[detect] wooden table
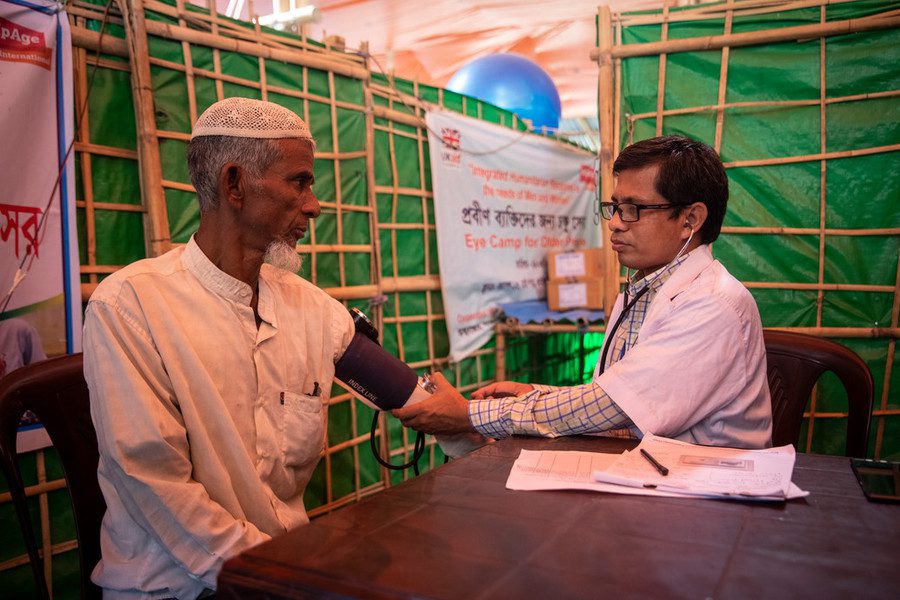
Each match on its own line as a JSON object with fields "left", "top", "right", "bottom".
{"left": 218, "top": 436, "right": 899, "bottom": 599}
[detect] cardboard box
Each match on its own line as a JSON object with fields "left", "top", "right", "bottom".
{"left": 546, "top": 277, "right": 604, "bottom": 311}
{"left": 547, "top": 247, "right": 603, "bottom": 280}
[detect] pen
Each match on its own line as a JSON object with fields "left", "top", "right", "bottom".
{"left": 640, "top": 448, "right": 669, "bottom": 476}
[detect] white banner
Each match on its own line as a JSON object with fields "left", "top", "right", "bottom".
{"left": 426, "top": 109, "right": 600, "bottom": 362}
{"left": 1, "top": 0, "right": 79, "bottom": 451}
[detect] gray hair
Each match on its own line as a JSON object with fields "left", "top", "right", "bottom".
{"left": 186, "top": 135, "right": 282, "bottom": 212}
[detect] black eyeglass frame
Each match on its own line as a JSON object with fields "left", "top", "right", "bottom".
{"left": 599, "top": 201, "right": 685, "bottom": 223}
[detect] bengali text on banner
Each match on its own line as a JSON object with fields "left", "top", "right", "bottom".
{"left": 426, "top": 109, "right": 600, "bottom": 362}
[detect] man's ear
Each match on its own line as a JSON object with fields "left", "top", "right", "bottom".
{"left": 218, "top": 162, "right": 245, "bottom": 210}
{"left": 683, "top": 201, "right": 708, "bottom": 234}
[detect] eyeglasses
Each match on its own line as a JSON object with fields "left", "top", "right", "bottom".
{"left": 599, "top": 202, "right": 682, "bottom": 223}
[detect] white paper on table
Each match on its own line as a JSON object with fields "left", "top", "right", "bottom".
{"left": 593, "top": 434, "right": 809, "bottom": 500}
{"left": 506, "top": 447, "right": 808, "bottom": 502}
{"left": 506, "top": 449, "right": 689, "bottom": 498}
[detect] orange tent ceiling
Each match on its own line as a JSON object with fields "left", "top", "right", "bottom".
{"left": 303, "top": 0, "right": 668, "bottom": 119}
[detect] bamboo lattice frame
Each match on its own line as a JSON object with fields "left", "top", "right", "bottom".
{"left": 595, "top": 0, "right": 899, "bottom": 459}
{"left": 367, "top": 75, "right": 523, "bottom": 484}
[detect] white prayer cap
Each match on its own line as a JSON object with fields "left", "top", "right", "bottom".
{"left": 191, "top": 97, "right": 313, "bottom": 141}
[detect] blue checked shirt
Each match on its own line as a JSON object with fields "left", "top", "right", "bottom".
{"left": 469, "top": 252, "right": 692, "bottom": 438}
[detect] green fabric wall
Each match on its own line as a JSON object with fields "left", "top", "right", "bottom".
{"left": 615, "top": 0, "right": 899, "bottom": 457}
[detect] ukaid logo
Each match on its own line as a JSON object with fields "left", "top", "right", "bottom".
{"left": 0, "top": 17, "right": 52, "bottom": 70}
{"left": 441, "top": 128, "right": 460, "bottom": 150}
{"left": 440, "top": 127, "right": 461, "bottom": 166}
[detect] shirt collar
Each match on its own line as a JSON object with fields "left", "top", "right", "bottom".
{"left": 626, "top": 247, "right": 696, "bottom": 297}
{"left": 182, "top": 235, "right": 255, "bottom": 306}
{"left": 257, "top": 267, "right": 279, "bottom": 328}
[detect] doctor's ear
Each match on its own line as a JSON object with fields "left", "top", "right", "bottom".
{"left": 681, "top": 202, "right": 708, "bottom": 234}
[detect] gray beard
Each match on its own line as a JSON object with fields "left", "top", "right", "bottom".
{"left": 263, "top": 240, "right": 303, "bottom": 273}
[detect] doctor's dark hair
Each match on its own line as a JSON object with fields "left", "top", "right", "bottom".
{"left": 613, "top": 135, "right": 728, "bottom": 244}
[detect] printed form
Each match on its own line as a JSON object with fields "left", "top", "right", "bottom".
{"left": 507, "top": 450, "right": 690, "bottom": 498}
{"left": 506, "top": 435, "right": 809, "bottom": 501}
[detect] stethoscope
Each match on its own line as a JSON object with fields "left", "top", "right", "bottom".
{"left": 597, "top": 284, "right": 650, "bottom": 375}
{"left": 597, "top": 225, "right": 695, "bottom": 376}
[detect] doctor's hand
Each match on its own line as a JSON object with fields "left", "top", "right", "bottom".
{"left": 471, "top": 380, "right": 534, "bottom": 400}
{"left": 392, "top": 372, "right": 475, "bottom": 435}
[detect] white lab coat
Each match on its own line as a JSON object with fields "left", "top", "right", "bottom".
{"left": 598, "top": 245, "right": 772, "bottom": 449}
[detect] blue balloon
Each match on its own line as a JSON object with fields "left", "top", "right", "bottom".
{"left": 446, "top": 53, "right": 562, "bottom": 131}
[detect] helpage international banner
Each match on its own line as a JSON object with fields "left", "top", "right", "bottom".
{"left": 426, "top": 109, "right": 600, "bottom": 362}
{"left": 1, "top": 0, "right": 79, "bottom": 451}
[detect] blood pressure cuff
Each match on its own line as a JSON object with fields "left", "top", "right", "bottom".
{"left": 334, "top": 331, "right": 418, "bottom": 410}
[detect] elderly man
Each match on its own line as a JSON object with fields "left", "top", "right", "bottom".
{"left": 395, "top": 135, "right": 772, "bottom": 449}
{"left": 84, "top": 98, "right": 354, "bottom": 598}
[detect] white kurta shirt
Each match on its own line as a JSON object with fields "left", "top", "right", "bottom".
{"left": 83, "top": 237, "right": 354, "bottom": 599}
{"left": 599, "top": 244, "right": 772, "bottom": 448}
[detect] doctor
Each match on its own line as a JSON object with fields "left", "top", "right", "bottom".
{"left": 394, "top": 135, "right": 772, "bottom": 449}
